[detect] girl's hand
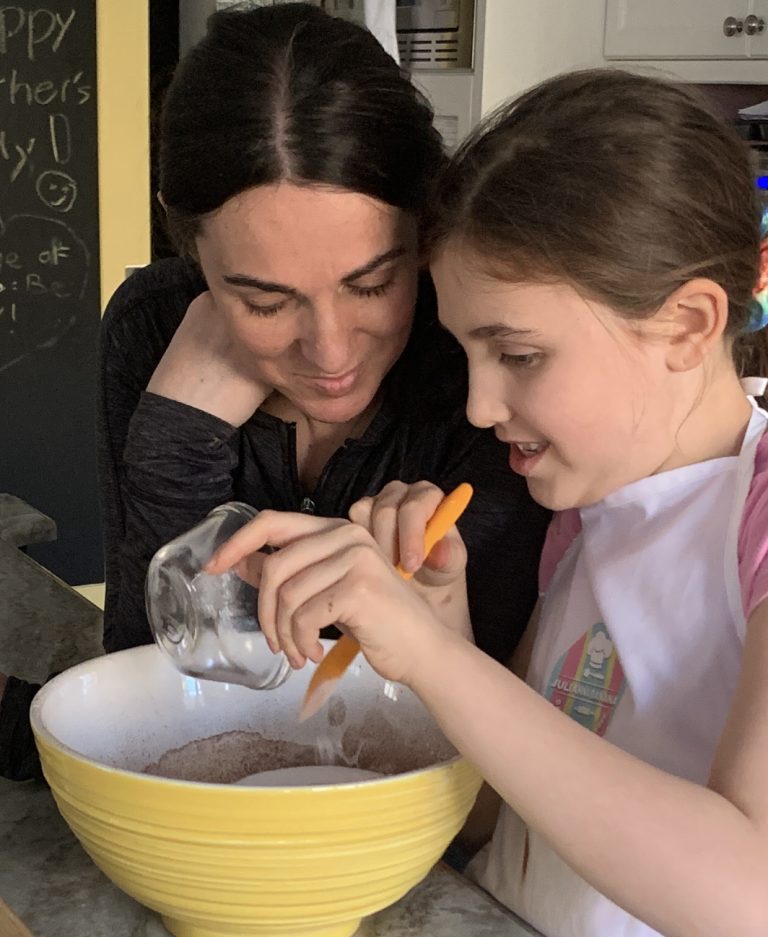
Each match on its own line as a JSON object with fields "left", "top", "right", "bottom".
{"left": 147, "top": 291, "right": 272, "bottom": 426}
{"left": 205, "top": 511, "right": 453, "bottom": 685}
{"left": 349, "top": 481, "right": 472, "bottom": 641}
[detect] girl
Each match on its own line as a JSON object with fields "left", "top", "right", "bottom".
{"left": 207, "top": 70, "right": 768, "bottom": 937}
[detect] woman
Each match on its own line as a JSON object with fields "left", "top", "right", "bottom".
{"left": 99, "top": 2, "right": 548, "bottom": 657}
{"left": 0, "top": 3, "right": 547, "bottom": 780}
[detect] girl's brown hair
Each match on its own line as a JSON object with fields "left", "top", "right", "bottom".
{"left": 430, "top": 69, "right": 768, "bottom": 390}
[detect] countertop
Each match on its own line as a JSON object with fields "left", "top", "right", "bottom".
{"left": 0, "top": 532, "right": 543, "bottom": 936}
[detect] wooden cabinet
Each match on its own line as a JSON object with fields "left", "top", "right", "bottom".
{"left": 605, "top": 0, "right": 768, "bottom": 59}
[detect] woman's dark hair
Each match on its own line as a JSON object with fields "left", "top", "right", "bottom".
{"left": 159, "top": 2, "right": 444, "bottom": 254}
{"left": 429, "top": 68, "right": 768, "bottom": 385}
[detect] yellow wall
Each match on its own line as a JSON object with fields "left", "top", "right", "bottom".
{"left": 96, "top": 0, "right": 150, "bottom": 311}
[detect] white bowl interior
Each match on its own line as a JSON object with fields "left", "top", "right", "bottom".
{"left": 32, "top": 643, "right": 456, "bottom": 782}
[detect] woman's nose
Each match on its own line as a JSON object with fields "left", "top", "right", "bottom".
{"left": 300, "top": 305, "right": 353, "bottom": 373}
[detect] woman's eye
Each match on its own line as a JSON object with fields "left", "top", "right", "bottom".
{"left": 500, "top": 352, "right": 543, "bottom": 369}
{"left": 348, "top": 279, "right": 393, "bottom": 299}
{"left": 245, "top": 300, "right": 286, "bottom": 317}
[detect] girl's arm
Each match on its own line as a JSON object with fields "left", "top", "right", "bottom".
{"left": 455, "top": 604, "right": 542, "bottom": 855}
{"left": 412, "top": 598, "right": 768, "bottom": 937}
{"left": 210, "top": 511, "right": 768, "bottom": 936}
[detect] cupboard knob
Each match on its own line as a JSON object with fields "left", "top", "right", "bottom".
{"left": 723, "top": 15, "right": 744, "bottom": 35}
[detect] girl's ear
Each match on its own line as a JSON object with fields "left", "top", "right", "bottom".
{"left": 659, "top": 278, "right": 729, "bottom": 373}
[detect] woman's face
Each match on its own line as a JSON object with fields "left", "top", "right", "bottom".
{"left": 196, "top": 182, "right": 419, "bottom": 425}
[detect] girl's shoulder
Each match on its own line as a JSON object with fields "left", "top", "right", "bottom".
{"left": 739, "top": 429, "right": 768, "bottom": 618}
{"left": 538, "top": 509, "right": 582, "bottom": 594}
{"left": 539, "top": 432, "right": 768, "bottom": 615}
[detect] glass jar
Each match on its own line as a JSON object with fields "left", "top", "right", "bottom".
{"left": 145, "top": 502, "right": 291, "bottom": 690}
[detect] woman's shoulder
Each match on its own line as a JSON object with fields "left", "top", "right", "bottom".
{"left": 100, "top": 257, "right": 206, "bottom": 378}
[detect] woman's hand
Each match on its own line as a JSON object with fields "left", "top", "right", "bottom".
{"left": 205, "top": 511, "right": 458, "bottom": 685}
{"left": 349, "top": 481, "right": 472, "bottom": 641}
{"left": 147, "top": 291, "right": 272, "bottom": 426}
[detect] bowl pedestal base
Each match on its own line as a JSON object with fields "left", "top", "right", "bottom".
{"left": 162, "top": 915, "right": 362, "bottom": 937}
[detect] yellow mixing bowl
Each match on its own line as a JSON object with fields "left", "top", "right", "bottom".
{"left": 31, "top": 643, "right": 481, "bottom": 937}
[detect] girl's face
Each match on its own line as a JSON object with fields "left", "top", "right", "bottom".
{"left": 432, "top": 245, "right": 696, "bottom": 510}
{"left": 196, "top": 183, "right": 419, "bottom": 425}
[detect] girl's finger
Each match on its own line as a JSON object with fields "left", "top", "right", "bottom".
{"left": 368, "top": 481, "right": 409, "bottom": 566}
{"left": 396, "top": 482, "right": 445, "bottom": 573}
{"left": 272, "top": 545, "right": 371, "bottom": 666}
{"left": 233, "top": 552, "right": 266, "bottom": 589}
{"left": 257, "top": 523, "right": 370, "bottom": 657}
{"left": 288, "top": 553, "right": 395, "bottom": 667}
{"left": 348, "top": 495, "right": 373, "bottom": 528}
{"left": 205, "top": 510, "right": 340, "bottom": 573}
{"left": 424, "top": 537, "right": 452, "bottom": 572}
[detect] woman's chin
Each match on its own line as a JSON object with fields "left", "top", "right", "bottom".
{"left": 297, "top": 386, "right": 379, "bottom": 426}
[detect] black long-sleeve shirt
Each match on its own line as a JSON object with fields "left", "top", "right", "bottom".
{"left": 100, "top": 258, "right": 549, "bottom": 659}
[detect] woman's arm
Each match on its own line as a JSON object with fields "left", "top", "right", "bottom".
{"left": 99, "top": 278, "right": 269, "bottom": 652}
{"left": 0, "top": 674, "right": 43, "bottom": 781}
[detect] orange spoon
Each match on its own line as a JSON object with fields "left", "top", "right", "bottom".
{"left": 299, "top": 482, "right": 474, "bottom": 721}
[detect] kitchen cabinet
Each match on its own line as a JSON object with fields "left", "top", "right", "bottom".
{"left": 605, "top": 0, "right": 768, "bottom": 59}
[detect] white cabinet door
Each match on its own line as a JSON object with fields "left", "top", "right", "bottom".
{"left": 746, "top": 0, "right": 768, "bottom": 56}
{"left": 605, "top": 0, "right": 750, "bottom": 59}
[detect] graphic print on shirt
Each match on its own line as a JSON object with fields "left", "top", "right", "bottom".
{"left": 545, "top": 622, "right": 626, "bottom": 736}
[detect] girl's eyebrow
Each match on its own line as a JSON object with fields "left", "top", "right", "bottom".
{"left": 469, "top": 324, "right": 540, "bottom": 339}
{"left": 221, "top": 246, "right": 407, "bottom": 297}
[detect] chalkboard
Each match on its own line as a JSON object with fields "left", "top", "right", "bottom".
{"left": 0, "top": 1, "right": 102, "bottom": 584}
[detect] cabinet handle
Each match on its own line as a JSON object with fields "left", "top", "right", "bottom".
{"left": 723, "top": 15, "right": 744, "bottom": 35}
{"left": 745, "top": 13, "right": 766, "bottom": 34}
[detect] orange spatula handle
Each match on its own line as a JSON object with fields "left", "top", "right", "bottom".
{"left": 300, "top": 482, "right": 473, "bottom": 720}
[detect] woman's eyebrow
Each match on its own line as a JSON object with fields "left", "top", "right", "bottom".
{"left": 222, "top": 273, "right": 299, "bottom": 296}
{"left": 341, "top": 246, "right": 406, "bottom": 284}
{"left": 221, "top": 246, "right": 407, "bottom": 295}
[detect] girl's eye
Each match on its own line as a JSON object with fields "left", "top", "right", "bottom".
{"left": 348, "top": 279, "right": 393, "bottom": 299}
{"left": 500, "top": 352, "right": 544, "bottom": 369}
{"left": 245, "top": 300, "right": 286, "bottom": 317}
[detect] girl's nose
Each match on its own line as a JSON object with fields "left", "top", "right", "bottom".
{"left": 466, "top": 366, "right": 513, "bottom": 429}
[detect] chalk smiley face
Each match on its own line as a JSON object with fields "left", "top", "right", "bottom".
{"left": 36, "top": 171, "right": 78, "bottom": 213}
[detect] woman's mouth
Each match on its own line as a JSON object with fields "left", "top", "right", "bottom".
{"left": 304, "top": 367, "right": 360, "bottom": 397}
